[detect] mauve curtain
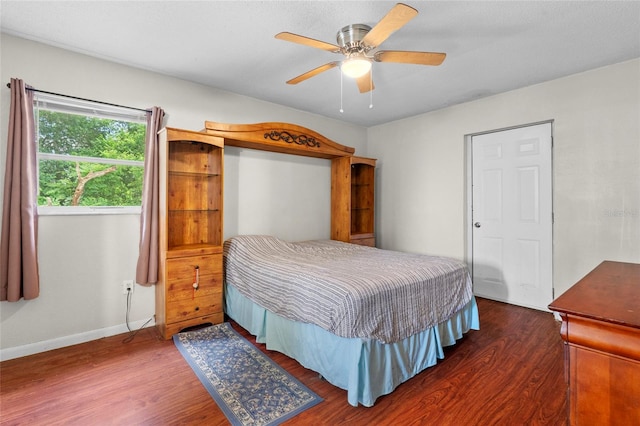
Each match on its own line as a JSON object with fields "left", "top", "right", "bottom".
{"left": 0, "top": 78, "right": 40, "bottom": 301}
{"left": 135, "top": 107, "right": 165, "bottom": 285}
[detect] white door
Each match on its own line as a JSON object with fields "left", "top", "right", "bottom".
{"left": 471, "top": 123, "right": 553, "bottom": 311}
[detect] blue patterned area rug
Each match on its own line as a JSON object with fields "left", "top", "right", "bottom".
{"left": 173, "top": 322, "right": 322, "bottom": 425}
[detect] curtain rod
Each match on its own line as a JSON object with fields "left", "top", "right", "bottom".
{"left": 6, "top": 82, "right": 151, "bottom": 114}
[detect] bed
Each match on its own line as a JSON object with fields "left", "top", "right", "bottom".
{"left": 223, "top": 235, "right": 479, "bottom": 407}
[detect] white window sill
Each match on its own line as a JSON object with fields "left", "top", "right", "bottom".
{"left": 38, "top": 206, "right": 141, "bottom": 216}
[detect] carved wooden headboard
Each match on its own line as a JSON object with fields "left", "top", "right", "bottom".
{"left": 203, "top": 121, "right": 355, "bottom": 159}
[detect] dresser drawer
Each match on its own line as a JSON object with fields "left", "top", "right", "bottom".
{"left": 164, "top": 312, "right": 225, "bottom": 338}
{"left": 166, "top": 292, "right": 223, "bottom": 323}
{"left": 166, "top": 254, "right": 222, "bottom": 281}
{"left": 166, "top": 273, "right": 222, "bottom": 302}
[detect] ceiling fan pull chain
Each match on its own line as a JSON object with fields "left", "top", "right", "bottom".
{"left": 340, "top": 69, "right": 344, "bottom": 113}
{"left": 369, "top": 68, "right": 374, "bottom": 109}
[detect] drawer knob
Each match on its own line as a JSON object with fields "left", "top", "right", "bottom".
{"left": 194, "top": 306, "right": 200, "bottom": 311}
{"left": 192, "top": 266, "right": 200, "bottom": 299}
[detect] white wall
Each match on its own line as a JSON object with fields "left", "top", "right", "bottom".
{"left": 368, "top": 59, "right": 640, "bottom": 299}
{"left": 2, "top": 32, "right": 638, "bottom": 359}
{"left": 0, "top": 34, "right": 367, "bottom": 358}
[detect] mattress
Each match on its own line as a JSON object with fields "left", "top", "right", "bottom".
{"left": 223, "top": 235, "right": 474, "bottom": 343}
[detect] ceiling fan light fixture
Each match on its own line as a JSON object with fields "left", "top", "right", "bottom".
{"left": 341, "top": 56, "right": 372, "bottom": 78}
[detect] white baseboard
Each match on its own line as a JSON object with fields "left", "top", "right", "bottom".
{"left": 0, "top": 318, "right": 155, "bottom": 362}
{"left": 472, "top": 293, "right": 553, "bottom": 313}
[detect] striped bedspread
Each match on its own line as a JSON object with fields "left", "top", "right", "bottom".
{"left": 223, "top": 235, "right": 474, "bottom": 343}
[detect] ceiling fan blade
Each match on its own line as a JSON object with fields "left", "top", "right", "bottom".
{"left": 356, "top": 70, "right": 375, "bottom": 93}
{"left": 286, "top": 61, "right": 340, "bottom": 85}
{"left": 275, "top": 32, "right": 341, "bottom": 53}
{"left": 362, "top": 3, "right": 418, "bottom": 48}
{"left": 374, "top": 50, "right": 446, "bottom": 66}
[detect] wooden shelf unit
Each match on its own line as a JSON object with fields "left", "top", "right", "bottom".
{"left": 156, "top": 127, "right": 224, "bottom": 339}
{"left": 331, "top": 156, "right": 376, "bottom": 247}
{"left": 203, "top": 121, "right": 377, "bottom": 248}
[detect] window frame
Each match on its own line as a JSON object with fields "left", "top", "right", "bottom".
{"left": 33, "top": 93, "right": 148, "bottom": 216}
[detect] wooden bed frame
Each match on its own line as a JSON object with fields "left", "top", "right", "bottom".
{"left": 203, "top": 121, "right": 356, "bottom": 159}
{"left": 203, "top": 120, "right": 375, "bottom": 246}
{"left": 202, "top": 120, "right": 478, "bottom": 406}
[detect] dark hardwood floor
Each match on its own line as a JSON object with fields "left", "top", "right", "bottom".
{"left": 0, "top": 298, "right": 567, "bottom": 425}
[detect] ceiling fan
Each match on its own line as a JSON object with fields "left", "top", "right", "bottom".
{"left": 275, "top": 3, "right": 446, "bottom": 94}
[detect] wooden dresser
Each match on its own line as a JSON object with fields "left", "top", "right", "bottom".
{"left": 548, "top": 261, "right": 640, "bottom": 425}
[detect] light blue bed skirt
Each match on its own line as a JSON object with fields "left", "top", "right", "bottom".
{"left": 225, "top": 283, "right": 480, "bottom": 407}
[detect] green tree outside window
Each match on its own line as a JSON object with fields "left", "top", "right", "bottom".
{"left": 36, "top": 109, "right": 146, "bottom": 207}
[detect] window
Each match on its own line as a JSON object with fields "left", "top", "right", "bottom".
{"left": 34, "top": 93, "right": 148, "bottom": 215}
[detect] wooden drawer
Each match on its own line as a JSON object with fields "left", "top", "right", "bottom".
{"left": 166, "top": 273, "right": 222, "bottom": 302}
{"left": 159, "top": 251, "right": 224, "bottom": 338}
{"left": 166, "top": 254, "right": 222, "bottom": 281}
{"left": 164, "top": 312, "right": 225, "bottom": 338}
{"left": 166, "top": 292, "right": 223, "bottom": 323}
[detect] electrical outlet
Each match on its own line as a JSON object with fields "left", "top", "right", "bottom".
{"left": 122, "top": 280, "right": 134, "bottom": 295}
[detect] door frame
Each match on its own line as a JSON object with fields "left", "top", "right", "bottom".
{"left": 464, "top": 120, "right": 555, "bottom": 310}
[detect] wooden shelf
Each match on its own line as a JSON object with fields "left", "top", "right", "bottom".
{"left": 157, "top": 128, "right": 225, "bottom": 339}
{"left": 165, "top": 244, "right": 222, "bottom": 258}
{"left": 331, "top": 156, "right": 376, "bottom": 247}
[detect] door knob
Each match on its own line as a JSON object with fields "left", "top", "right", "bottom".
{"left": 474, "top": 222, "right": 481, "bottom": 228}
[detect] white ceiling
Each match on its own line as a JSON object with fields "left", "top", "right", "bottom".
{"left": 2, "top": 1, "right": 639, "bottom": 127}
